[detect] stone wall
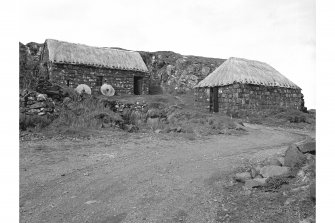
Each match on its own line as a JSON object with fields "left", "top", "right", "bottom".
{"left": 195, "top": 83, "right": 303, "bottom": 117}
{"left": 48, "top": 63, "right": 149, "bottom": 96}
{"left": 20, "top": 89, "right": 57, "bottom": 117}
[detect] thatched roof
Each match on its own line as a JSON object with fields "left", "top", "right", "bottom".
{"left": 45, "top": 39, "right": 148, "bottom": 72}
{"left": 195, "top": 57, "right": 300, "bottom": 89}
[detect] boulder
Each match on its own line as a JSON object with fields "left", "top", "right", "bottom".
{"left": 253, "top": 177, "right": 268, "bottom": 185}
{"left": 234, "top": 172, "right": 252, "bottom": 183}
{"left": 260, "top": 165, "right": 290, "bottom": 178}
{"left": 284, "top": 144, "right": 307, "bottom": 167}
{"left": 250, "top": 167, "right": 258, "bottom": 178}
{"left": 298, "top": 140, "right": 316, "bottom": 154}
{"left": 37, "top": 94, "right": 47, "bottom": 101}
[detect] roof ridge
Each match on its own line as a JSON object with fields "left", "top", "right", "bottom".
{"left": 45, "top": 39, "right": 137, "bottom": 53}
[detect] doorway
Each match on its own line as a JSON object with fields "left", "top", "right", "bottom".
{"left": 210, "top": 87, "right": 219, "bottom": 112}
{"left": 134, "top": 76, "right": 143, "bottom": 95}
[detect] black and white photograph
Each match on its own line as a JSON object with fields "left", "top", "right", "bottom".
{"left": 9, "top": 0, "right": 324, "bottom": 222}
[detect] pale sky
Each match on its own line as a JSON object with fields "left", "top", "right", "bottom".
{"left": 19, "top": 0, "right": 315, "bottom": 108}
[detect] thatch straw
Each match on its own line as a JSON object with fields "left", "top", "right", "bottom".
{"left": 195, "top": 57, "right": 300, "bottom": 89}
{"left": 45, "top": 39, "right": 148, "bottom": 72}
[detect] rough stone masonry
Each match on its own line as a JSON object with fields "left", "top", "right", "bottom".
{"left": 48, "top": 63, "right": 149, "bottom": 96}
{"left": 195, "top": 83, "right": 302, "bottom": 117}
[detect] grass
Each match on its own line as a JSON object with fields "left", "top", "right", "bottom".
{"left": 247, "top": 108, "right": 316, "bottom": 130}
{"left": 19, "top": 113, "right": 54, "bottom": 130}
{"left": 50, "top": 95, "right": 123, "bottom": 130}
{"left": 20, "top": 92, "right": 247, "bottom": 138}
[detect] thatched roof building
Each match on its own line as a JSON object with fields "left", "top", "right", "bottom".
{"left": 194, "top": 57, "right": 304, "bottom": 116}
{"left": 195, "top": 57, "right": 299, "bottom": 89}
{"left": 40, "top": 39, "right": 149, "bottom": 95}
{"left": 45, "top": 39, "right": 148, "bottom": 72}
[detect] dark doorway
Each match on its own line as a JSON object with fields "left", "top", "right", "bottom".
{"left": 210, "top": 87, "right": 219, "bottom": 112}
{"left": 134, "top": 76, "right": 143, "bottom": 95}
{"left": 96, "top": 76, "right": 103, "bottom": 86}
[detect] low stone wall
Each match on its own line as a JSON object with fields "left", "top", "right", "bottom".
{"left": 19, "top": 89, "right": 57, "bottom": 116}
{"left": 195, "top": 83, "right": 303, "bottom": 117}
{"left": 48, "top": 63, "right": 149, "bottom": 96}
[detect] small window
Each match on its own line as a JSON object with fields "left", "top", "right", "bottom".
{"left": 96, "top": 76, "right": 103, "bottom": 86}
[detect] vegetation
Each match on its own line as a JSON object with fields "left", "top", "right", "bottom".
{"left": 50, "top": 96, "right": 123, "bottom": 129}
{"left": 248, "top": 108, "right": 316, "bottom": 130}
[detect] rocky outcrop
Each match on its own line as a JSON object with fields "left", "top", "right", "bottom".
{"left": 139, "top": 51, "right": 225, "bottom": 94}
{"left": 19, "top": 42, "right": 44, "bottom": 89}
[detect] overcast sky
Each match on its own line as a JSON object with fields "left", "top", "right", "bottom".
{"left": 19, "top": 0, "right": 315, "bottom": 108}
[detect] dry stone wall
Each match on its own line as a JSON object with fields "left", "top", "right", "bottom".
{"left": 19, "top": 89, "right": 57, "bottom": 116}
{"left": 49, "top": 64, "right": 149, "bottom": 96}
{"left": 195, "top": 83, "right": 303, "bottom": 117}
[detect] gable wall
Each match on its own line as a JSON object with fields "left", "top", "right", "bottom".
{"left": 195, "top": 83, "right": 303, "bottom": 117}
{"left": 49, "top": 63, "right": 149, "bottom": 95}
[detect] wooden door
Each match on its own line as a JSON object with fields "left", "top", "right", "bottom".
{"left": 213, "top": 87, "right": 219, "bottom": 112}
{"left": 134, "top": 76, "right": 143, "bottom": 95}
{"left": 210, "top": 87, "right": 219, "bottom": 112}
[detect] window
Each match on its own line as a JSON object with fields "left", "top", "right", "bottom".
{"left": 96, "top": 76, "right": 103, "bottom": 86}
{"left": 66, "top": 80, "right": 70, "bottom": 87}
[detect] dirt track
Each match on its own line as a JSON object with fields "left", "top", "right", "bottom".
{"left": 20, "top": 125, "right": 311, "bottom": 223}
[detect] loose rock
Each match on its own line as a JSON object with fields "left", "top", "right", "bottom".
{"left": 299, "top": 139, "right": 316, "bottom": 154}
{"left": 250, "top": 167, "right": 258, "bottom": 178}
{"left": 260, "top": 165, "right": 290, "bottom": 178}
{"left": 234, "top": 172, "right": 252, "bottom": 183}
{"left": 253, "top": 177, "right": 267, "bottom": 185}
{"left": 284, "top": 144, "right": 307, "bottom": 167}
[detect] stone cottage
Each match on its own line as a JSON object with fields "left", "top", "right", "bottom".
{"left": 40, "top": 39, "right": 149, "bottom": 95}
{"left": 194, "top": 57, "right": 304, "bottom": 116}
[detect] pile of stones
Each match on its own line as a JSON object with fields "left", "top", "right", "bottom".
{"left": 20, "top": 89, "right": 57, "bottom": 116}
{"left": 234, "top": 139, "right": 316, "bottom": 193}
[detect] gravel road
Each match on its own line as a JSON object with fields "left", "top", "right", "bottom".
{"left": 20, "top": 124, "right": 310, "bottom": 223}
